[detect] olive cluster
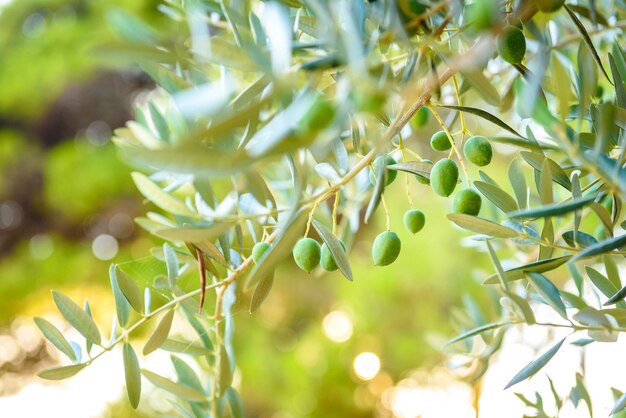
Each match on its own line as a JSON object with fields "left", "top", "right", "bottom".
{"left": 253, "top": 117, "right": 496, "bottom": 273}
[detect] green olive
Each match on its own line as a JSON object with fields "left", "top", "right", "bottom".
{"left": 320, "top": 240, "right": 347, "bottom": 272}
{"left": 431, "top": 130, "right": 452, "bottom": 152}
{"left": 430, "top": 158, "right": 459, "bottom": 197}
{"left": 411, "top": 107, "right": 430, "bottom": 129}
{"left": 535, "top": 0, "right": 565, "bottom": 13}
{"left": 251, "top": 242, "right": 270, "bottom": 264}
{"left": 451, "top": 189, "right": 482, "bottom": 216}
{"left": 298, "top": 95, "right": 335, "bottom": 134}
{"left": 497, "top": 26, "right": 526, "bottom": 65}
{"left": 369, "top": 155, "right": 398, "bottom": 186}
{"left": 403, "top": 210, "right": 426, "bottom": 234}
{"left": 372, "top": 231, "right": 402, "bottom": 266}
{"left": 416, "top": 159, "right": 433, "bottom": 185}
{"left": 465, "top": 0, "right": 502, "bottom": 32}
{"left": 292, "top": 238, "right": 321, "bottom": 273}
{"left": 463, "top": 136, "right": 493, "bottom": 167}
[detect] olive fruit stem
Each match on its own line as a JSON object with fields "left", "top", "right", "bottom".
{"left": 304, "top": 201, "right": 318, "bottom": 238}
{"left": 332, "top": 191, "right": 340, "bottom": 236}
{"left": 451, "top": 75, "right": 467, "bottom": 138}
{"left": 380, "top": 194, "right": 391, "bottom": 231}
{"left": 397, "top": 133, "right": 415, "bottom": 208}
{"left": 428, "top": 104, "right": 471, "bottom": 187}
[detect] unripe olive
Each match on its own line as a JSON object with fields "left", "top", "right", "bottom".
{"left": 404, "top": 209, "right": 426, "bottom": 234}
{"left": 320, "top": 240, "right": 347, "bottom": 271}
{"left": 416, "top": 159, "right": 433, "bottom": 185}
{"left": 298, "top": 95, "right": 335, "bottom": 134}
{"left": 431, "top": 130, "right": 452, "bottom": 152}
{"left": 351, "top": 87, "right": 387, "bottom": 113}
{"left": 369, "top": 155, "right": 398, "bottom": 186}
{"left": 398, "top": 0, "right": 427, "bottom": 16}
{"left": 465, "top": 0, "right": 502, "bottom": 32}
{"left": 452, "top": 189, "right": 482, "bottom": 216}
{"left": 292, "top": 238, "right": 321, "bottom": 273}
{"left": 372, "top": 231, "right": 402, "bottom": 266}
{"left": 411, "top": 107, "right": 430, "bottom": 129}
{"left": 251, "top": 242, "right": 270, "bottom": 264}
{"left": 430, "top": 158, "right": 459, "bottom": 197}
{"left": 535, "top": 0, "right": 565, "bottom": 13}
{"left": 463, "top": 136, "right": 492, "bottom": 167}
{"left": 497, "top": 26, "right": 526, "bottom": 65}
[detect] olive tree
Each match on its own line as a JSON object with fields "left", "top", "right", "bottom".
{"left": 34, "top": 0, "right": 626, "bottom": 416}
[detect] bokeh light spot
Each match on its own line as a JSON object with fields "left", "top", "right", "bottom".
{"left": 322, "top": 310, "right": 353, "bottom": 343}
{"left": 353, "top": 352, "right": 380, "bottom": 381}
{"left": 92, "top": 234, "right": 118, "bottom": 260}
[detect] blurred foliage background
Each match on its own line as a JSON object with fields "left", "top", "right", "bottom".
{"left": 0, "top": 1, "right": 502, "bottom": 416}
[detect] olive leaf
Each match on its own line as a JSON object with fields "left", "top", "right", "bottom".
{"left": 34, "top": 317, "right": 77, "bottom": 362}
{"left": 52, "top": 291, "right": 101, "bottom": 346}
{"left": 123, "top": 342, "right": 141, "bottom": 409}
{"left": 143, "top": 309, "right": 175, "bottom": 355}
{"left": 312, "top": 220, "right": 353, "bottom": 281}
{"left": 447, "top": 214, "right": 519, "bottom": 238}
{"left": 504, "top": 338, "right": 566, "bottom": 389}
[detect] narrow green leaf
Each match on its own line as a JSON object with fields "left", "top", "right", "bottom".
{"left": 123, "top": 143, "right": 250, "bottom": 176}
{"left": 364, "top": 155, "right": 386, "bottom": 224}
{"left": 154, "top": 223, "right": 233, "bottom": 242}
{"left": 171, "top": 355, "right": 204, "bottom": 393}
{"left": 245, "top": 209, "right": 307, "bottom": 291}
{"left": 610, "top": 54, "right": 626, "bottom": 108}
{"left": 585, "top": 267, "right": 626, "bottom": 311}
{"left": 445, "top": 321, "right": 510, "bottom": 346}
{"left": 604, "top": 283, "right": 626, "bottom": 306}
{"left": 507, "top": 194, "right": 598, "bottom": 219}
{"left": 504, "top": 338, "right": 565, "bottom": 389}
{"left": 561, "top": 290, "right": 589, "bottom": 310}
{"left": 505, "top": 291, "right": 536, "bottom": 324}
{"left": 123, "top": 342, "right": 142, "bottom": 409}
{"left": 460, "top": 69, "right": 500, "bottom": 106}
{"left": 571, "top": 234, "right": 626, "bottom": 263}
{"left": 34, "top": 317, "right": 77, "bottom": 362}
{"left": 539, "top": 158, "right": 553, "bottom": 205}
{"left": 509, "top": 159, "right": 528, "bottom": 210}
{"left": 143, "top": 310, "right": 175, "bottom": 355}
{"left": 141, "top": 369, "right": 207, "bottom": 402}
{"left": 52, "top": 291, "right": 101, "bottom": 345}
{"left": 160, "top": 339, "right": 212, "bottom": 356}
{"left": 219, "top": 345, "right": 233, "bottom": 395}
{"left": 249, "top": 272, "right": 274, "bottom": 313}
{"left": 312, "top": 220, "right": 352, "bottom": 281}
{"left": 474, "top": 181, "right": 518, "bottom": 213}
{"left": 486, "top": 241, "right": 508, "bottom": 291}
{"left": 148, "top": 102, "right": 170, "bottom": 142}
{"left": 131, "top": 172, "right": 196, "bottom": 217}
{"left": 223, "top": 387, "right": 245, "bottom": 418}
{"left": 116, "top": 266, "right": 144, "bottom": 314}
{"left": 190, "top": 240, "right": 228, "bottom": 266}
{"left": 527, "top": 272, "right": 567, "bottom": 320}
{"left": 110, "top": 266, "right": 131, "bottom": 327}
{"left": 386, "top": 161, "right": 431, "bottom": 181}
{"left": 483, "top": 256, "right": 571, "bottom": 284}
{"left": 163, "top": 243, "right": 178, "bottom": 289}
{"left": 562, "top": 230, "right": 598, "bottom": 248}
{"left": 440, "top": 105, "right": 522, "bottom": 137}
{"left": 520, "top": 152, "right": 571, "bottom": 190}
{"left": 181, "top": 308, "right": 213, "bottom": 352}
{"left": 447, "top": 214, "right": 519, "bottom": 238}
{"left": 38, "top": 364, "right": 87, "bottom": 380}
{"left": 610, "top": 392, "right": 626, "bottom": 415}
{"left": 564, "top": 5, "right": 611, "bottom": 82}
